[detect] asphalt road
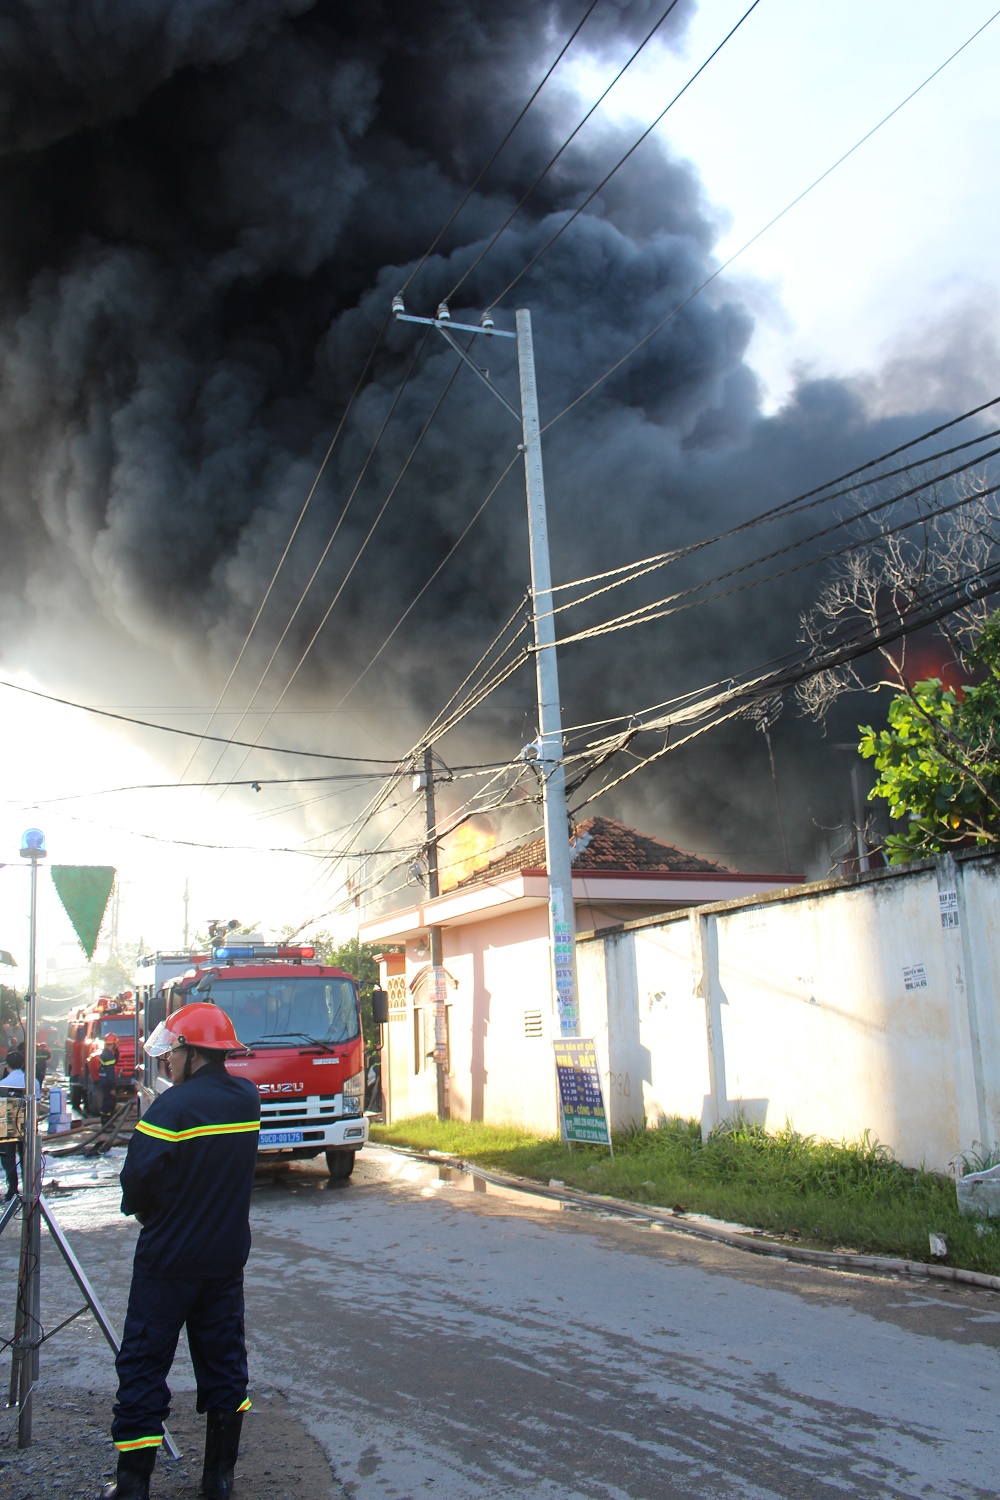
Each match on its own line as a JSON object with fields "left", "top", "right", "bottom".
{"left": 2, "top": 1144, "right": 999, "bottom": 1499}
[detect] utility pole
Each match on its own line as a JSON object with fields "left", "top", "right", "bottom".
{"left": 850, "top": 763, "right": 871, "bottom": 874}
{"left": 515, "top": 308, "right": 579, "bottom": 1037}
{"left": 417, "top": 745, "right": 448, "bottom": 1118}
{"left": 109, "top": 876, "right": 120, "bottom": 963}
{"left": 183, "top": 877, "right": 190, "bottom": 949}
{"left": 14, "top": 828, "right": 44, "bottom": 1445}
{"left": 834, "top": 746, "right": 872, "bottom": 875}
{"left": 392, "top": 296, "right": 580, "bottom": 1039}
{"left": 754, "top": 707, "right": 791, "bottom": 873}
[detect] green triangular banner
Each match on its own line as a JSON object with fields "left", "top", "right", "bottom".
{"left": 50, "top": 866, "right": 116, "bottom": 960}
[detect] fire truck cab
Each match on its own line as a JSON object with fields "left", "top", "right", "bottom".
{"left": 154, "top": 944, "right": 383, "bottom": 1178}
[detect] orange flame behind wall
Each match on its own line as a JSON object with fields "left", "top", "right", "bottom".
{"left": 439, "top": 822, "right": 497, "bottom": 891}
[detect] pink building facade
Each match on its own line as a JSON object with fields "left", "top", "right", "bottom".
{"left": 361, "top": 819, "right": 799, "bottom": 1132}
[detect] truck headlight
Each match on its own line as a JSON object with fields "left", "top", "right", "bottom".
{"left": 342, "top": 1069, "right": 364, "bottom": 1115}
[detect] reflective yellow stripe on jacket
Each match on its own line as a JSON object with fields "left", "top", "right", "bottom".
{"left": 134, "top": 1119, "right": 260, "bottom": 1143}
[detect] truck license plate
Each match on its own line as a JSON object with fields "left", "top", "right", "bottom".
{"left": 259, "top": 1129, "right": 304, "bottom": 1147}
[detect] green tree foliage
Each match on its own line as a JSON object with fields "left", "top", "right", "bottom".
{"left": 860, "top": 613, "right": 1000, "bottom": 862}
{"left": 310, "top": 934, "right": 384, "bottom": 1048}
{"left": 89, "top": 942, "right": 142, "bottom": 996}
{"left": 1, "top": 985, "right": 21, "bottom": 1031}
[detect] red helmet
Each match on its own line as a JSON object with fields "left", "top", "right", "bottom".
{"left": 105, "top": 1032, "right": 118, "bottom": 1043}
{"left": 144, "top": 1002, "right": 241, "bottom": 1057}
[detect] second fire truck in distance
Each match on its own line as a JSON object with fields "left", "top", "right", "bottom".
{"left": 64, "top": 993, "right": 138, "bottom": 1113}
{"left": 147, "top": 943, "right": 387, "bottom": 1178}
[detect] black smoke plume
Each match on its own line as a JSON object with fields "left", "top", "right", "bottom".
{"left": 0, "top": 0, "right": 991, "bottom": 877}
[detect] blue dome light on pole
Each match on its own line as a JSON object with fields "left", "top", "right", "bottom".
{"left": 19, "top": 828, "right": 46, "bottom": 860}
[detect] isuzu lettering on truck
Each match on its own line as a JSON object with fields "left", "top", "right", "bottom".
{"left": 152, "top": 944, "right": 386, "bottom": 1178}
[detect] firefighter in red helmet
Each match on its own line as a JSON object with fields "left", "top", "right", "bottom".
{"left": 98, "top": 1031, "right": 120, "bottom": 1125}
{"left": 99, "top": 1003, "right": 259, "bottom": 1500}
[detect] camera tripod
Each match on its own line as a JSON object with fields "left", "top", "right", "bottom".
{"left": 1, "top": 1173, "right": 180, "bottom": 1458}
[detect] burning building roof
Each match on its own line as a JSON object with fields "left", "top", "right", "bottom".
{"left": 451, "top": 814, "right": 729, "bottom": 888}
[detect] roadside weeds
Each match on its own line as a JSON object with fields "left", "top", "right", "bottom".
{"left": 372, "top": 1115, "right": 1000, "bottom": 1279}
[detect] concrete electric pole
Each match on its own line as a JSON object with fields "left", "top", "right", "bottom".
{"left": 393, "top": 297, "right": 580, "bottom": 1039}
{"left": 417, "top": 744, "right": 449, "bottom": 1118}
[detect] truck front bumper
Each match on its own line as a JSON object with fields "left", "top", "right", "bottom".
{"left": 257, "top": 1113, "right": 368, "bottom": 1153}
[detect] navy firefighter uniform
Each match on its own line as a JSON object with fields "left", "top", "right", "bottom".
{"left": 105, "top": 1002, "right": 259, "bottom": 1500}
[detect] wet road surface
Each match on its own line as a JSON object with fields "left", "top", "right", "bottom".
{"left": 2, "top": 1144, "right": 999, "bottom": 1498}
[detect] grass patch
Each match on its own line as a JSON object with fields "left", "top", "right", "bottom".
{"left": 372, "top": 1115, "right": 1000, "bottom": 1276}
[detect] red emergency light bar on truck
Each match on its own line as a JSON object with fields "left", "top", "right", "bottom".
{"left": 151, "top": 946, "right": 388, "bottom": 1179}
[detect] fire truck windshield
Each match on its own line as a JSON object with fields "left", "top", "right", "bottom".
{"left": 100, "top": 1017, "right": 129, "bottom": 1037}
{"left": 196, "top": 977, "right": 359, "bottom": 1048}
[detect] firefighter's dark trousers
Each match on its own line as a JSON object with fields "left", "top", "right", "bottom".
{"left": 1, "top": 1140, "right": 21, "bottom": 1197}
{"left": 111, "top": 1269, "right": 249, "bottom": 1454}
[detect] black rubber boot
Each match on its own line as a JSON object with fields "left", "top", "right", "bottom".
{"left": 99, "top": 1446, "right": 156, "bottom": 1499}
{"left": 201, "top": 1410, "right": 244, "bottom": 1500}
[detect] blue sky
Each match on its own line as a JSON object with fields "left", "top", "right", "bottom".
{"left": 567, "top": 0, "right": 1000, "bottom": 407}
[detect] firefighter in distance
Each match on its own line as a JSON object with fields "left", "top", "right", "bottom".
{"left": 100, "top": 1003, "right": 260, "bottom": 1500}
{"left": 98, "top": 1031, "right": 120, "bottom": 1125}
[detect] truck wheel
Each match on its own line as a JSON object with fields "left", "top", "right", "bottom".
{"left": 86, "top": 1081, "right": 102, "bottom": 1117}
{"left": 325, "top": 1149, "right": 355, "bottom": 1179}
{"left": 70, "top": 1084, "right": 86, "bottom": 1112}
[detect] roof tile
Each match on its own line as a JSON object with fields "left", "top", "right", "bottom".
{"left": 454, "top": 815, "right": 729, "bottom": 885}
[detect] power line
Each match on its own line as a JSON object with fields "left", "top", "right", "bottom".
{"left": 30, "top": 775, "right": 381, "bottom": 804}
{"left": 301, "top": 796, "right": 546, "bottom": 930}
{"left": 444, "top": 0, "right": 683, "bottom": 306}
{"left": 545, "top": 7, "right": 1000, "bottom": 432}
{"left": 284, "top": 586, "right": 533, "bottom": 902}
{"left": 1, "top": 801, "right": 342, "bottom": 860}
{"left": 398, "top": 0, "right": 602, "bottom": 297}
{"left": 544, "top": 402, "right": 1000, "bottom": 618}
{"left": 419, "top": 595, "right": 531, "bottom": 743}
{"left": 175, "top": 312, "right": 393, "bottom": 784}
{"left": 328, "top": 451, "right": 522, "bottom": 711}
{"left": 549, "top": 446, "right": 1000, "bottom": 649}
{"left": 210, "top": 341, "right": 467, "bottom": 800}
{"left": 197, "top": 326, "right": 435, "bottom": 790}
{"left": 564, "top": 555, "right": 1000, "bottom": 812}
{"left": 183, "top": 3, "right": 599, "bottom": 781}
{"left": 488, "top": 0, "right": 763, "bottom": 309}
{"left": 310, "top": 596, "right": 534, "bottom": 881}
{"left": 27, "top": 759, "right": 516, "bottom": 806}
{"left": 0, "top": 677, "right": 413, "bottom": 763}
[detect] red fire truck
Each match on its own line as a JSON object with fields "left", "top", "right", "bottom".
{"left": 146, "top": 943, "right": 387, "bottom": 1178}
{"left": 64, "top": 993, "right": 138, "bottom": 1114}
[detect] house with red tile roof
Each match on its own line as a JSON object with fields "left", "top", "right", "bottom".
{"left": 361, "top": 816, "right": 800, "bottom": 1130}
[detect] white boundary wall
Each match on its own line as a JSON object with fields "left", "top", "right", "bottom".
{"left": 577, "top": 851, "right": 1000, "bottom": 1172}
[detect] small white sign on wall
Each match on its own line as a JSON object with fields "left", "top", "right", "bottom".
{"left": 903, "top": 962, "right": 928, "bottom": 992}
{"left": 938, "top": 890, "right": 960, "bottom": 930}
